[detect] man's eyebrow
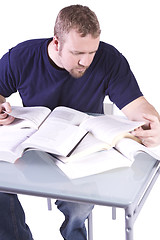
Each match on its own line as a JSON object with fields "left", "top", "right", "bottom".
{"left": 71, "top": 50, "right": 97, "bottom": 54}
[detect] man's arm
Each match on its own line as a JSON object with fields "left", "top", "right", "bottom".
{"left": 122, "top": 96, "right": 160, "bottom": 147}
{"left": 0, "top": 94, "right": 15, "bottom": 125}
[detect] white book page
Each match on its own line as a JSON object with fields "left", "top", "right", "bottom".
{"left": 2, "top": 106, "right": 51, "bottom": 129}
{"left": 58, "top": 133, "right": 110, "bottom": 163}
{"left": 149, "top": 145, "right": 160, "bottom": 159}
{"left": 115, "top": 138, "right": 160, "bottom": 161}
{"left": 0, "top": 128, "right": 35, "bottom": 162}
{"left": 55, "top": 149, "right": 132, "bottom": 179}
{"left": 21, "top": 117, "right": 88, "bottom": 157}
{"left": 80, "top": 115, "right": 144, "bottom": 145}
{"left": 51, "top": 106, "right": 89, "bottom": 125}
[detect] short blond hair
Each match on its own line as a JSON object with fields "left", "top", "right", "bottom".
{"left": 54, "top": 5, "right": 101, "bottom": 43}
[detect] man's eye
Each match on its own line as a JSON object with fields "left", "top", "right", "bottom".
{"left": 71, "top": 51, "right": 96, "bottom": 56}
{"left": 73, "top": 52, "right": 84, "bottom": 55}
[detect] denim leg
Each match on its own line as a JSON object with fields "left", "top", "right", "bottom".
{"left": 0, "top": 193, "right": 33, "bottom": 240}
{"left": 55, "top": 200, "right": 94, "bottom": 240}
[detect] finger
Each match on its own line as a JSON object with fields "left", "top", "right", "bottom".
{"left": 138, "top": 116, "right": 158, "bottom": 132}
{"left": 132, "top": 114, "right": 160, "bottom": 147}
{"left": 142, "top": 137, "right": 159, "bottom": 148}
{"left": 0, "top": 112, "right": 8, "bottom": 119}
{"left": 132, "top": 128, "right": 159, "bottom": 146}
{"left": 0, "top": 102, "right": 12, "bottom": 120}
{"left": 134, "top": 127, "right": 160, "bottom": 147}
{"left": 0, "top": 115, "right": 15, "bottom": 125}
{"left": 137, "top": 129, "right": 153, "bottom": 138}
{"left": 133, "top": 117, "right": 159, "bottom": 136}
{"left": 143, "top": 113, "right": 159, "bottom": 127}
{"left": 1, "top": 102, "right": 12, "bottom": 113}
{"left": 132, "top": 127, "right": 151, "bottom": 138}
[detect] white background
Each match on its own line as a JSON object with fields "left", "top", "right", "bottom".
{"left": 1, "top": 0, "right": 160, "bottom": 239}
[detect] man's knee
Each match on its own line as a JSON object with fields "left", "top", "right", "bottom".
{"left": 56, "top": 200, "right": 94, "bottom": 220}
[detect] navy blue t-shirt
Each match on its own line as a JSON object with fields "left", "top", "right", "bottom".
{"left": 0, "top": 38, "right": 143, "bottom": 113}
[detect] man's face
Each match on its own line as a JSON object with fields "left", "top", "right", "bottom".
{"left": 57, "top": 30, "right": 100, "bottom": 78}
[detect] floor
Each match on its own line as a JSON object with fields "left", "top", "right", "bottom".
{"left": 19, "top": 175, "right": 160, "bottom": 240}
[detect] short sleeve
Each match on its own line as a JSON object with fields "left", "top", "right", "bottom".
{"left": 105, "top": 53, "right": 143, "bottom": 109}
{"left": 0, "top": 51, "right": 17, "bottom": 97}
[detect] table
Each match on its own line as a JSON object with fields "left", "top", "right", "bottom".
{"left": 0, "top": 150, "right": 159, "bottom": 240}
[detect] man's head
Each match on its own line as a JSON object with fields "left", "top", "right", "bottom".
{"left": 54, "top": 4, "right": 101, "bottom": 48}
{"left": 49, "top": 5, "right": 101, "bottom": 78}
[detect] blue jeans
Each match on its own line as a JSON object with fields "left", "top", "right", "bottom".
{"left": 0, "top": 193, "right": 94, "bottom": 240}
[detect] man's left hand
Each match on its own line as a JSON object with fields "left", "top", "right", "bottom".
{"left": 132, "top": 114, "right": 160, "bottom": 147}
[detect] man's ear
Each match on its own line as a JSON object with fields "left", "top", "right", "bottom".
{"left": 53, "top": 36, "right": 59, "bottom": 51}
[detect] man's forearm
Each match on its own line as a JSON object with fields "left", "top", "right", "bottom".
{"left": 122, "top": 96, "right": 160, "bottom": 147}
{"left": 122, "top": 96, "right": 160, "bottom": 121}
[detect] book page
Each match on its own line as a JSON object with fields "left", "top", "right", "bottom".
{"left": 21, "top": 116, "right": 88, "bottom": 157}
{"left": 2, "top": 106, "right": 51, "bottom": 129}
{"left": 80, "top": 114, "right": 144, "bottom": 146}
{"left": 149, "top": 145, "right": 160, "bottom": 159}
{"left": 55, "top": 148, "right": 132, "bottom": 179}
{"left": 115, "top": 138, "right": 160, "bottom": 161}
{"left": 0, "top": 128, "right": 35, "bottom": 162}
{"left": 58, "top": 133, "right": 111, "bottom": 163}
{"left": 51, "top": 106, "right": 89, "bottom": 125}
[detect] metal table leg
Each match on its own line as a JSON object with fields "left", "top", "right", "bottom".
{"left": 88, "top": 211, "right": 93, "bottom": 240}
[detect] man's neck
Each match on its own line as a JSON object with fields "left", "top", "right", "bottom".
{"left": 47, "top": 40, "right": 63, "bottom": 69}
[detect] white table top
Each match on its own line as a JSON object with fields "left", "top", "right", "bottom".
{"left": 0, "top": 150, "right": 158, "bottom": 208}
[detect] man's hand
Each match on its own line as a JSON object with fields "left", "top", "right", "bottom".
{"left": 132, "top": 114, "right": 160, "bottom": 147}
{"left": 0, "top": 102, "right": 15, "bottom": 125}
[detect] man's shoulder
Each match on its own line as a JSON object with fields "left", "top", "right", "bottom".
{"left": 7, "top": 38, "right": 52, "bottom": 66}
{"left": 98, "top": 41, "right": 121, "bottom": 57}
{"left": 93, "top": 41, "right": 123, "bottom": 69}
{"left": 9, "top": 38, "right": 51, "bottom": 55}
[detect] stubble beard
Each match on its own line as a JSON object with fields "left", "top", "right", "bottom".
{"left": 69, "top": 67, "right": 88, "bottom": 78}
{"left": 58, "top": 48, "right": 88, "bottom": 78}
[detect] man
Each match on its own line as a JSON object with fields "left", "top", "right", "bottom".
{"left": 0, "top": 4, "right": 160, "bottom": 240}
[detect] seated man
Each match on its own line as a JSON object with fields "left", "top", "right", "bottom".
{"left": 0, "top": 4, "right": 160, "bottom": 240}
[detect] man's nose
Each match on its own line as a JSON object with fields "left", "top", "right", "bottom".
{"left": 78, "top": 54, "right": 92, "bottom": 67}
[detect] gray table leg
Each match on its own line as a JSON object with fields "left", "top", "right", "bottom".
{"left": 88, "top": 211, "right": 93, "bottom": 240}
{"left": 125, "top": 165, "right": 160, "bottom": 240}
{"left": 47, "top": 198, "right": 52, "bottom": 210}
{"left": 112, "top": 207, "right": 116, "bottom": 220}
{"left": 125, "top": 205, "right": 134, "bottom": 240}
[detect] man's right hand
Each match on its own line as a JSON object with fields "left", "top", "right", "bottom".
{"left": 0, "top": 102, "right": 15, "bottom": 125}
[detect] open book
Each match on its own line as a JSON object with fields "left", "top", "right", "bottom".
{"left": 55, "top": 138, "right": 160, "bottom": 179}
{"left": 0, "top": 105, "right": 160, "bottom": 170}
{"left": 2, "top": 106, "right": 51, "bottom": 129}
{"left": 0, "top": 105, "right": 144, "bottom": 163}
